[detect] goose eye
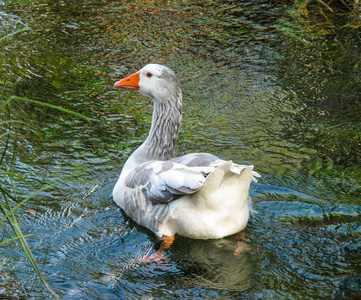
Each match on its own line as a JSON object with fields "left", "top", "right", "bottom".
{"left": 146, "top": 72, "right": 153, "bottom": 78}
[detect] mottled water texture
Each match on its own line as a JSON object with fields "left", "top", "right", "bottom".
{"left": 0, "top": 0, "right": 360, "bottom": 299}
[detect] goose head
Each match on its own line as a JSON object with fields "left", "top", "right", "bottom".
{"left": 114, "top": 64, "right": 181, "bottom": 105}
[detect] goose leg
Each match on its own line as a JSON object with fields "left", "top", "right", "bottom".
{"left": 161, "top": 235, "right": 175, "bottom": 250}
{"left": 232, "top": 230, "right": 246, "bottom": 241}
{"left": 154, "top": 235, "right": 174, "bottom": 254}
{"left": 146, "top": 235, "right": 175, "bottom": 262}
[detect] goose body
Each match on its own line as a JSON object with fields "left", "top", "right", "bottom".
{"left": 113, "top": 64, "right": 260, "bottom": 241}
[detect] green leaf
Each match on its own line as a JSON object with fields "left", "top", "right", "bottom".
{"left": 0, "top": 182, "right": 59, "bottom": 224}
{"left": 0, "top": 27, "right": 32, "bottom": 41}
{"left": 3, "top": 96, "right": 92, "bottom": 124}
{"left": 0, "top": 120, "right": 37, "bottom": 131}
{"left": 0, "top": 234, "right": 35, "bottom": 246}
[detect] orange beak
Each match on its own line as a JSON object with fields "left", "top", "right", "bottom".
{"left": 114, "top": 71, "right": 140, "bottom": 90}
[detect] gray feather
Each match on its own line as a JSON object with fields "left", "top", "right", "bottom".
{"left": 172, "top": 153, "right": 219, "bottom": 167}
{"left": 123, "top": 158, "right": 209, "bottom": 205}
{"left": 125, "top": 164, "right": 153, "bottom": 188}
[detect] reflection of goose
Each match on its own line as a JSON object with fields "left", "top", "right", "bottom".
{"left": 170, "top": 237, "right": 252, "bottom": 292}
{"left": 113, "top": 64, "right": 260, "bottom": 248}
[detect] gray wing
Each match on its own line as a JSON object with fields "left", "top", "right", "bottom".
{"left": 124, "top": 160, "right": 207, "bottom": 204}
{"left": 173, "top": 153, "right": 261, "bottom": 182}
{"left": 171, "top": 153, "right": 220, "bottom": 167}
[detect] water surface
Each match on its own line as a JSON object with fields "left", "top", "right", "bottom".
{"left": 0, "top": 0, "right": 360, "bottom": 299}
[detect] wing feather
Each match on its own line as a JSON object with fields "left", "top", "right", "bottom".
{"left": 123, "top": 153, "right": 261, "bottom": 204}
{"left": 124, "top": 160, "right": 207, "bottom": 204}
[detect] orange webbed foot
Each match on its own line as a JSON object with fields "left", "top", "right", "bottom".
{"left": 143, "top": 235, "right": 174, "bottom": 263}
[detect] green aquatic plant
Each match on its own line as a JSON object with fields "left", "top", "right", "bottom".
{"left": 0, "top": 171, "right": 59, "bottom": 299}
{"left": 0, "top": 95, "right": 90, "bottom": 300}
{"left": 0, "top": 28, "right": 90, "bottom": 300}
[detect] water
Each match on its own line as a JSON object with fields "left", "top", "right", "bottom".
{"left": 1, "top": 0, "right": 360, "bottom": 299}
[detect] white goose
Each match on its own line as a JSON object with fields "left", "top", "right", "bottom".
{"left": 113, "top": 64, "right": 260, "bottom": 249}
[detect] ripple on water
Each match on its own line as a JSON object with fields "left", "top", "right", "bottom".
{"left": 248, "top": 196, "right": 361, "bottom": 299}
{"left": 1, "top": 0, "right": 361, "bottom": 299}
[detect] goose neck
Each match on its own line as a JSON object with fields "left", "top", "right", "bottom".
{"left": 143, "top": 94, "right": 182, "bottom": 160}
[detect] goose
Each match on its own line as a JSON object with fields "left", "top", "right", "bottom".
{"left": 113, "top": 64, "right": 260, "bottom": 250}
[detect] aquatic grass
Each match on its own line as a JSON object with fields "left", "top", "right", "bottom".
{"left": 0, "top": 139, "right": 61, "bottom": 299}
{"left": 0, "top": 190, "right": 60, "bottom": 299}
{"left": 1, "top": 26, "right": 90, "bottom": 299}
{"left": 0, "top": 102, "right": 89, "bottom": 299}
{"left": 0, "top": 27, "right": 31, "bottom": 41}
{"left": 0, "top": 96, "right": 92, "bottom": 124}
{"left": 0, "top": 95, "right": 89, "bottom": 298}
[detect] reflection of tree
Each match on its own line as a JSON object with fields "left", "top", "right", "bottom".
{"left": 274, "top": 4, "right": 361, "bottom": 165}
{"left": 298, "top": 0, "right": 360, "bottom": 14}
{"left": 2, "top": 0, "right": 360, "bottom": 167}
